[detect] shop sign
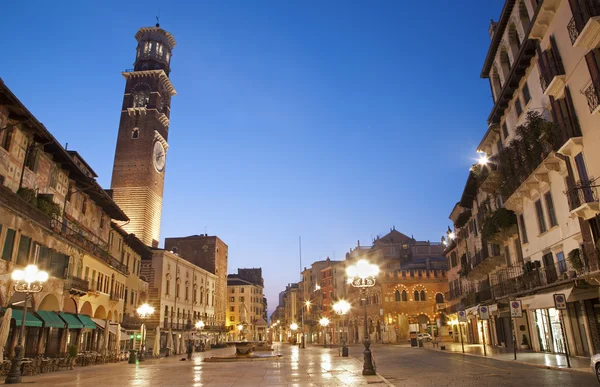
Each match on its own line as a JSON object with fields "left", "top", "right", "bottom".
{"left": 458, "top": 310, "right": 467, "bottom": 322}
{"left": 553, "top": 294, "right": 567, "bottom": 310}
{"left": 510, "top": 300, "right": 523, "bottom": 318}
{"left": 479, "top": 305, "right": 490, "bottom": 320}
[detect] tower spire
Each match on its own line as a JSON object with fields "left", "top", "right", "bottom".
{"left": 156, "top": 15, "right": 160, "bottom": 28}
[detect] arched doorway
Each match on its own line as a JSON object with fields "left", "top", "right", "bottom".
{"left": 38, "top": 294, "right": 60, "bottom": 311}
{"left": 63, "top": 298, "right": 77, "bottom": 314}
{"left": 94, "top": 305, "right": 107, "bottom": 319}
{"left": 80, "top": 302, "right": 93, "bottom": 316}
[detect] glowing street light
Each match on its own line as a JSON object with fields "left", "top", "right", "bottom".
{"left": 319, "top": 317, "right": 330, "bottom": 348}
{"left": 136, "top": 303, "right": 154, "bottom": 362}
{"left": 195, "top": 320, "right": 205, "bottom": 330}
{"left": 290, "top": 323, "right": 298, "bottom": 331}
{"left": 346, "top": 259, "right": 378, "bottom": 376}
{"left": 6, "top": 265, "right": 48, "bottom": 384}
{"left": 333, "top": 300, "right": 351, "bottom": 356}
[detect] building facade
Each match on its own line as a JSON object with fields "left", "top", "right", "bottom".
{"left": 140, "top": 249, "right": 219, "bottom": 348}
{"left": 226, "top": 271, "right": 266, "bottom": 341}
{"left": 164, "top": 234, "right": 228, "bottom": 328}
{"left": 444, "top": 0, "right": 600, "bottom": 358}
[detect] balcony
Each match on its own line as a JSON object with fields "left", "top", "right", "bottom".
{"left": 444, "top": 288, "right": 463, "bottom": 302}
{"left": 50, "top": 218, "right": 128, "bottom": 275}
{"left": 568, "top": 0, "right": 600, "bottom": 49}
{"left": 479, "top": 163, "right": 501, "bottom": 194}
{"left": 467, "top": 244, "right": 504, "bottom": 281}
{"left": 530, "top": 0, "right": 562, "bottom": 39}
{"left": 538, "top": 46, "right": 566, "bottom": 98}
{"left": 584, "top": 81, "right": 600, "bottom": 114}
{"left": 462, "top": 281, "right": 493, "bottom": 307}
{"left": 109, "top": 292, "right": 120, "bottom": 302}
{"left": 64, "top": 276, "right": 89, "bottom": 296}
{"left": 566, "top": 178, "right": 600, "bottom": 220}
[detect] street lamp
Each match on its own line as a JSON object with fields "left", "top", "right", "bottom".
{"left": 346, "top": 259, "right": 379, "bottom": 376}
{"left": 6, "top": 265, "right": 48, "bottom": 384}
{"left": 333, "top": 300, "right": 351, "bottom": 357}
{"left": 237, "top": 324, "right": 244, "bottom": 341}
{"left": 319, "top": 317, "right": 330, "bottom": 348}
{"left": 136, "top": 303, "right": 154, "bottom": 362}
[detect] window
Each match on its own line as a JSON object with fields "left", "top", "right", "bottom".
{"left": 420, "top": 290, "right": 426, "bottom": 302}
{"left": 117, "top": 238, "right": 122, "bottom": 252}
{"left": 413, "top": 290, "right": 419, "bottom": 301}
{"left": 535, "top": 199, "right": 547, "bottom": 233}
{"left": 502, "top": 122, "right": 509, "bottom": 139}
{"left": 133, "top": 90, "right": 150, "bottom": 108}
{"left": 519, "top": 214, "right": 528, "bottom": 243}
{"left": 241, "top": 288, "right": 244, "bottom": 293}
{"left": 544, "top": 192, "right": 558, "bottom": 227}
{"left": 230, "top": 297, "right": 234, "bottom": 302}
{"left": 231, "top": 288, "right": 235, "bottom": 293}
{"left": 402, "top": 290, "right": 408, "bottom": 301}
{"left": 24, "top": 147, "right": 40, "bottom": 172}
{"left": 132, "top": 128, "right": 139, "bottom": 139}
{"left": 156, "top": 43, "right": 164, "bottom": 58}
{"left": 472, "top": 219, "right": 478, "bottom": 236}
{"left": 49, "top": 167, "right": 58, "bottom": 190}
{"left": 176, "top": 283, "right": 180, "bottom": 298}
{"left": 515, "top": 98, "right": 523, "bottom": 117}
{"left": 81, "top": 197, "right": 87, "bottom": 215}
{"left": 230, "top": 306, "right": 234, "bottom": 312}
{"left": 165, "top": 279, "right": 170, "bottom": 295}
{"left": 395, "top": 290, "right": 400, "bottom": 301}
{"left": 557, "top": 251, "right": 567, "bottom": 273}
{"left": 435, "top": 293, "right": 444, "bottom": 304}
{"left": 230, "top": 316, "right": 234, "bottom": 322}
{"left": 522, "top": 83, "right": 531, "bottom": 104}
{"left": 16, "top": 235, "right": 31, "bottom": 266}
{"left": 240, "top": 296, "right": 244, "bottom": 302}
{"left": 2, "top": 228, "right": 16, "bottom": 261}
{"left": 0, "top": 128, "right": 14, "bottom": 152}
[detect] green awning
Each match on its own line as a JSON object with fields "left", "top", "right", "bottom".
{"left": 76, "top": 314, "right": 96, "bottom": 329}
{"left": 58, "top": 313, "right": 83, "bottom": 329}
{"left": 9, "top": 309, "right": 43, "bottom": 327}
{"left": 36, "top": 311, "right": 65, "bottom": 328}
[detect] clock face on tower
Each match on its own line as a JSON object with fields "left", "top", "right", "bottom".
{"left": 153, "top": 141, "right": 166, "bottom": 172}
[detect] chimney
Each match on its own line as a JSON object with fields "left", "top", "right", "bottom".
{"left": 489, "top": 19, "right": 498, "bottom": 40}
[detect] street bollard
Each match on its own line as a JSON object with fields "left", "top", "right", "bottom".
{"left": 128, "top": 350, "right": 138, "bottom": 364}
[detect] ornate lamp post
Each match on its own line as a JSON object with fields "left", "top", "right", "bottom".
{"left": 346, "top": 259, "right": 379, "bottom": 376}
{"left": 319, "top": 317, "right": 330, "bottom": 348}
{"left": 136, "top": 303, "right": 154, "bottom": 362}
{"left": 290, "top": 323, "right": 298, "bottom": 344}
{"left": 6, "top": 265, "right": 48, "bottom": 384}
{"left": 333, "top": 300, "right": 351, "bottom": 357}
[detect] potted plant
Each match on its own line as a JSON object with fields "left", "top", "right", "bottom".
{"left": 520, "top": 334, "right": 530, "bottom": 350}
{"left": 567, "top": 249, "right": 584, "bottom": 272}
{"left": 67, "top": 344, "right": 78, "bottom": 369}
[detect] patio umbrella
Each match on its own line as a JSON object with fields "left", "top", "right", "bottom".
{"left": 166, "top": 330, "right": 174, "bottom": 354}
{"left": 180, "top": 334, "right": 185, "bottom": 355}
{"left": 174, "top": 333, "right": 179, "bottom": 354}
{"left": 104, "top": 319, "right": 110, "bottom": 356}
{"left": 153, "top": 326, "right": 160, "bottom": 357}
{"left": 115, "top": 323, "right": 121, "bottom": 356}
{"left": 0, "top": 308, "right": 12, "bottom": 362}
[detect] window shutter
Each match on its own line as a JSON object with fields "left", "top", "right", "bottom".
{"left": 563, "top": 87, "right": 582, "bottom": 137}
{"left": 585, "top": 49, "right": 600, "bottom": 115}
{"left": 568, "top": 0, "right": 586, "bottom": 31}
{"left": 549, "top": 35, "right": 565, "bottom": 74}
{"left": 537, "top": 45, "right": 549, "bottom": 87}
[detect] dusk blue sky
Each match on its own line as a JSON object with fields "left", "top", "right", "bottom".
{"left": 2, "top": 0, "right": 503, "bottom": 315}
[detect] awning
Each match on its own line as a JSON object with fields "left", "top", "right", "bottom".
{"left": 91, "top": 318, "right": 118, "bottom": 335}
{"left": 519, "top": 285, "right": 573, "bottom": 310}
{"left": 36, "top": 311, "right": 65, "bottom": 328}
{"left": 58, "top": 313, "right": 84, "bottom": 329}
{"left": 568, "top": 286, "right": 600, "bottom": 302}
{"left": 76, "top": 314, "right": 96, "bottom": 329}
{"left": 8, "top": 309, "right": 42, "bottom": 327}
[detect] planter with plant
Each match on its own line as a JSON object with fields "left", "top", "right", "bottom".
{"left": 37, "top": 195, "right": 61, "bottom": 219}
{"left": 17, "top": 187, "right": 37, "bottom": 206}
{"left": 68, "top": 344, "right": 78, "bottom": 369}
{"left": 567, "top": 248, "right": 584, "bottom": 273}
{"left": 481, "top": 208, "right": 518, "bottom": 244}
{"left": 520, "top": 334, "right": 530, "bottom": 350}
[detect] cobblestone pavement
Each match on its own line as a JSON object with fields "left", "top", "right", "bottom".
{"left": 0, "top": 343, "right": 386, "bottom": 386}
{"left": 366, "top": 343, "right": 598, "bottom": 387}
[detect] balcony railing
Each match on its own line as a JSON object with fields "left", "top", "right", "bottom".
{"left": 109, "top": 292, "right": 120, "bottom": 301}
{"left": 0, "top": 185, "right": 52, "bottom": 229}
{"left": 50, "top": 219, "right": 128, "bottom": 275}
{"left": 585, "top": 82, "right": 600, "bottom": 113}
{"left": 568, "top": 0, "right": 600, "bottom": 45}
{"left": 566, "top": 178, "right": 599, "bottom": 211}
{"left": 444, "top": 288, "right": 463, "bottom": 301}
{"left": 64, "top": 276, "right": 89, "bottom": 295}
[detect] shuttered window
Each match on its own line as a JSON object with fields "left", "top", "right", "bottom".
{"left": 535, "top": 199, "right": 547, "bottom": 233}
{"left": 2, "top": 228, "right": 16, "bottom": 261}
{"left": 544, "top": 191, "right": 558, "bottom": 227}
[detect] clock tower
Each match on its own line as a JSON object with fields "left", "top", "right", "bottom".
{"left": 110, "top": 24, "right": 176, "bottom": 248}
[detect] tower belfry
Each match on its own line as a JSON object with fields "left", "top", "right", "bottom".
{"left": 110, "top": 25, "right": 176, "bottom": 247}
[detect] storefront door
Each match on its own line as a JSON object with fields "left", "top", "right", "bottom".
{"left": 548, "top": 308, "right": 566, "bottom": 354}
{"left": 534, "top": 309, "right": 552, "bottom": 352}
